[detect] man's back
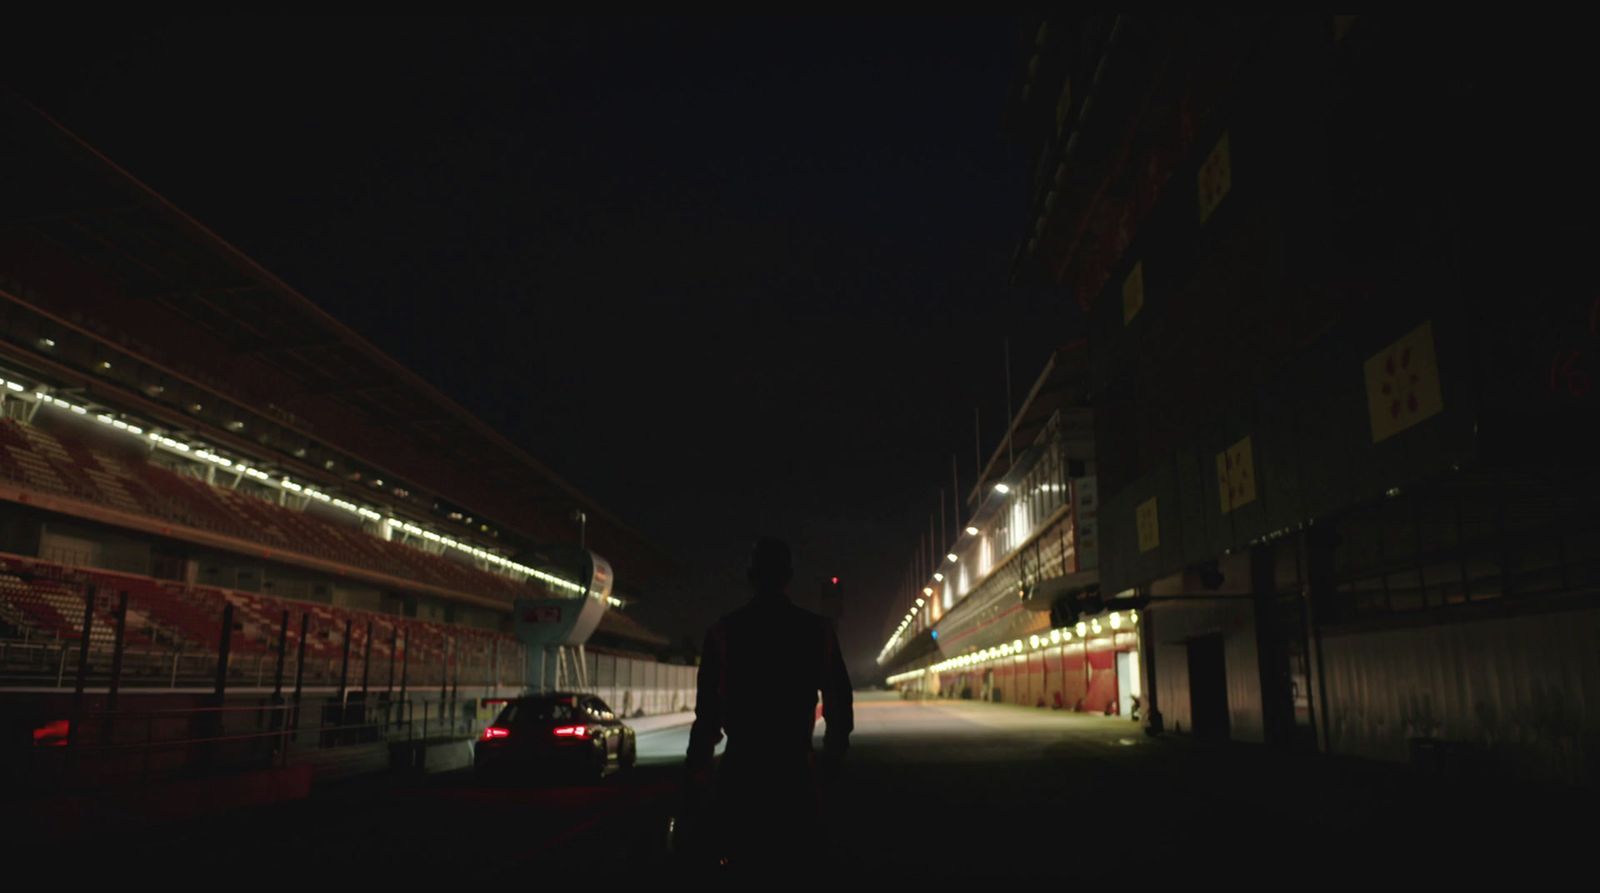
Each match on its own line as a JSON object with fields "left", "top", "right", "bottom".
{"left": 688, "top": 594, "right": 852, "bottom": 764}
{"left": 679, "top": 537, "right": 852, "bottom": 869}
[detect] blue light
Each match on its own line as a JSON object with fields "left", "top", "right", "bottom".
{"left": 930, "top": 630, "right": 939, "bottom": 640}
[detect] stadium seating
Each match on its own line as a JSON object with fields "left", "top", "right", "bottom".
{"left": 0, "top": 418, "right": 536, "bottom": 602}
{"left": 0, "top": 553, "right": 518, "bottom": 688}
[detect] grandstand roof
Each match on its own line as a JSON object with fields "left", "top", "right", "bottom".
{"left": 0, "top": 96, "right": 671, "bottom": 588}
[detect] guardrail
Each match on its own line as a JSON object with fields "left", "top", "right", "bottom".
{"left": 0, "top": 638, "right": 475, "bottom": 691}
{"left": 1, "top": 579, "right": 519, "bottom": 794}
{"left": 0, "top": 563, "right": 524, "bottom": 696}
{"left": 17, "top": 693, "right": 486, "bottom": 794}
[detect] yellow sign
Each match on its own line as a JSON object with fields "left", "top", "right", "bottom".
{"left": 1136, "top": 497, "right": 1160, "bottom": 553}
{"left": 1122, "top": 261, "right": 1145, "bottom": 325}
{"left": 1217, "top": 435, "right": 1257, "bottom": 514}
{"left": 1198, "top": 133, "right": 1232, "bottom": 224}
{"left": 1364, "top": 321, "right": 1444, "bottom": 443}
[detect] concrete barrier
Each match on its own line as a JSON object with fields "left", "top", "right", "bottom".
{"left": 389, "top": 738, "right": 473, "bottom": 776}
{"left": 624, "top": 712, "right": 697, "bottom": 735}
{"left": 18, "top": 764, "right": 313, "bottom": 842}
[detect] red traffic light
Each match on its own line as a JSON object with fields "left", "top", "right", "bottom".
{"left": 830, "top": 576, "right": 839, "bottom": 585}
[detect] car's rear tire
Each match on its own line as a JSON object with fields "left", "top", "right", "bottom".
{"left": 620, "top": 735, "right": 637, "bottom": 771}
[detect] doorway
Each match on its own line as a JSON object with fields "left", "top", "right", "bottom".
{"left": 1116, "top": 650, "right": 1141, "bottom": 719}
{"left": 1186, "top": 635, "right": 1230, "bottom": 740}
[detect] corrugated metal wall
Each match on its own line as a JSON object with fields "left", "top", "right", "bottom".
{"left": 586, "top": 651, "right": 697, "bottom": 717}
{"left": 1320, "top": 606, "right": 1600, "bottom": 783}
{"left": 1062, "top": 644, "right": 1089, "bottom": 710}
{"left": 1084, "top": 639, "right": 1119, "bottom": 714}
{"left": 1150, "top": 599, "right": 1264, "bottom": 742}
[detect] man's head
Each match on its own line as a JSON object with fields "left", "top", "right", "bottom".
{"left": 747, "top": 536, "right": 793, "bottom": 595}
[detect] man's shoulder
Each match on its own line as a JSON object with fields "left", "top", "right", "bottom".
{"left": 804, "top": 606, "right": 837, "bottom": 634}
{"left": 720, "top": 598, "right": 831, "bottom": 630}
{"left": 789, "top": 601, "right": 828, "bottom": 622}
{"left": 784, "top": 602, "right": 837, "bottom": 640}
{"left": 704, "top": 614, "right": 733, "bottom": 638}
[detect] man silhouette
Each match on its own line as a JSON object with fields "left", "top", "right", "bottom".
{"left": 685, "top": 537, "right": 853, "bottom": 869}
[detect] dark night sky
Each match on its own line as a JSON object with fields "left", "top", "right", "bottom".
{"left": 5, "top": 16, "right": 1069, "bottom": 680}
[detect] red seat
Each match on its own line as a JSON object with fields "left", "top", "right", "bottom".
{"left": 1, "top": 419, "right": 539, "bottom": 603}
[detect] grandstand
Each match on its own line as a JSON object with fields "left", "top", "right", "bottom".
{"left": 0, "top": 551, "right": 513, "bottom": 692}
{"left": 0, "top": 416, "right": 535, "bottom": 604}
{"left": 0, "top": 91, "right": 676, "bottom": 725}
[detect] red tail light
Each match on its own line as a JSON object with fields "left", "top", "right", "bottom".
{"left": 480, "top": 726, "right": 511, "bottom": 741}
{"left": 552, "top": 725, "right": 588, "bottom": 737}
{"left": 32, "top": 719, "right": 70, "bottom": 747}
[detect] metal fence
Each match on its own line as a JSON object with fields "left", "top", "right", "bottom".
{"left": 3, "top": 576, "right": 527, "bottom": 793}
{"left": 0, "top": 577, "right": 525, "bottom": 694}
{"left": 1, "top": 637, "right": 521, "bottom": 693}
{"left": 17, "top": 691, "right": 497, "bottom": 794}
{"left": 587, "top": 649, "right": 697, "bottom": 717}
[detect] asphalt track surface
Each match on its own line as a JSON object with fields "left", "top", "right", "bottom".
{"left": 35, "top": 694, "right": 1587, "bottom": 881}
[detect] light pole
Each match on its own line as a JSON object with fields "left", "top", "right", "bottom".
{"left": 571, "top": 509, "right": 587, "bottom": 550}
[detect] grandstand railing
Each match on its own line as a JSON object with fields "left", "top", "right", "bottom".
{"left": 19, "top": 693, "right": 492, "bottom": 794}
{"left": 2, "top": 553, "right": 532, "bottom": 792}
{"left": 0, "top": 552, "right": 525, "bottom": 692}
{"left": 0, "top": 639, "right": 491, "bottom": 691}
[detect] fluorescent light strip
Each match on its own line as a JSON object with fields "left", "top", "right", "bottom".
{"left": 883, "top": 612, "right": 1140, "bottom": 679}
{"left": 10, "top": 377, "right": 592, "bottom": 595}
